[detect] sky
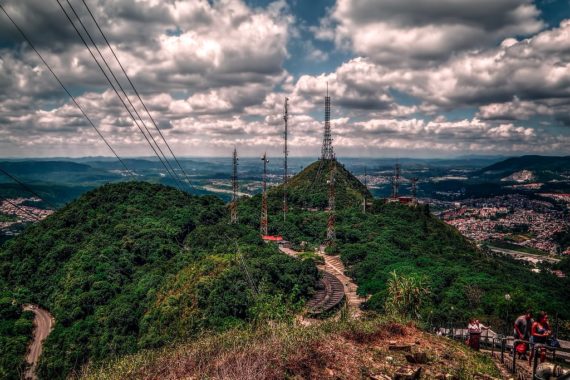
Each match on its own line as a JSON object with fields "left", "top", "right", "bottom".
{"left": 1, "top": 0, "right": 570, "bottom": 158}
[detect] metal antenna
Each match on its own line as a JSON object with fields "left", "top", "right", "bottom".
{"left": 260, "top": 152, "right": 269, "bottom": 235}
{"left": 283, "top": 98, "right": 289, "bottom": 221}
{"left": 230, "top": 147, "right": 239, "bottom": 224}
{"left": 411, "top": 177, "right": 419, "bottom": 201}
{"left": 321, "top": 83, "right": 334, "bottom": 160}
{"left": 363, "top": 166, "right": 367, "bottom": 214}
{"left": 392, "top": 162, "right": 401, "bottom": 199}
{"left": 326, "top": 161, "right": 336, "bottom": 244}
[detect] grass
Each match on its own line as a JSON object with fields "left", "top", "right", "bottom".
{"left": 297, "top": 251, "right": 325, "bottom": 265}
{"left": 78, "top": 316, "right": 501, "bottom": 380}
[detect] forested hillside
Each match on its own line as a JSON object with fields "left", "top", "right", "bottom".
{"left": 0, "top": 279, "right": 34, "bottom": 380}
{"left": 236, "top": 161, "right": 570, "bottom": 330}
{"left": 0, "top": 182, "right": 318, "bottom": 379}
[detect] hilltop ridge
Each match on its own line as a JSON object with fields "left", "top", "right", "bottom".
{"left": 270, "top": 159, "right": 371, "bottom": 210}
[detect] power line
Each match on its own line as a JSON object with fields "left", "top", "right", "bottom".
{"left": 55, "top": 0, "right": 183, "bottom": 191}
{"left": 63, "top": 0, "right": 188, "bottom": 192}
{"left": 0, "top": 167, "right": 57, "bottom": 209}
{"left": 0, "top": 3, "right": 136, "bottom": 181}
{"left": 80, "top": 0, "right": 195, "bottom": 190}
{"left": 0, "top": 195, "right": 42, "bottom": 222}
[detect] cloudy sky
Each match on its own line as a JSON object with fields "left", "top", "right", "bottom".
{"left": 1, "top": 0, "right": 570, "bottom": 158}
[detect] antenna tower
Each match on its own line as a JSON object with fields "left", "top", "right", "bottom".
{"left": 326, "top": 161, "right": 336, "bottom": 243}
{"left": 411, "top": 177, "right": 419, "bottom": 200}
{"left": 363, "top": 166, "right": 367, "bottom": 214}
{"left": 283, "top": 98, "right": 289, "bottom": 221}
{"left": 392, "top": 163, "right": 401, "bottom": 199}
{"left": 230, "top": 147, "right": 239, "bottom": 224}
{"left": 321, "top": 84, "right": 334, "bottom": 160}
{"left": 260, "top": 153, "right": 269, "bottom": 235}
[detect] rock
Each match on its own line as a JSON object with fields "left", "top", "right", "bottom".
{"left": 434, "top": 374, "right": 458, "bottom": 380}
{"left": 393, "top": 366, "right": 421, "bottom": 380}
{"left": 369, "top": 374, "right": 391, "bottom": 380}
{"left": 389, "top": 344, "right": 412, "bottom": 352}
{"left": 405, "top": 352, "right": 428, "bottom": 364}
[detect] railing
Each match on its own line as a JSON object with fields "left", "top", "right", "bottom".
{"left": 432, "top": 325, "right": 570, "bottom": 379}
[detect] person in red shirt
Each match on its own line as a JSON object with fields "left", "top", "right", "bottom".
{"left": 529, "top": 311, "right": 551, "bottom": 366}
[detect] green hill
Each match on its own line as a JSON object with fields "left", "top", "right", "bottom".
{"left": 474, "top": 155, "right": 570, "bottom": 181}
{"left": 0, "top": 182, "right": 318, "bottom": 379}
{"left": 1, "top": 172, "right": 569, "bottom": 379}
{"left": 269, "top": 159, "right": 371, "bottom": 210}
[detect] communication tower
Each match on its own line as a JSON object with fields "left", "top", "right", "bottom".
{"left": 283, "top": 98, "right": 289, "bottom": 221}
{"left": 230, "top": 147, "right": 239, "bottom": 224}
{"left": 260, "top": 152, "right": 269, "bottom": 235}
{"left": 321, "top": 84, "right": 334, "bottom": 160}
{"left": 391, "top": 163, "right": 401, "bottom": 199}
{"left": 411, "top": 177, "right": 419, "bottom": 200}
{"left": 326, "top": 161, "right": 336, "bottom": 243}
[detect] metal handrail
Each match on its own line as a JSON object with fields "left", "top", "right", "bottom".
{"left": 432, "top": 325, "right": 570, "bottom": 378}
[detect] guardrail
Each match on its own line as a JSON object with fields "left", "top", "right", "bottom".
{"left": 432, "top": 326, "right": 570, "bottom": 379}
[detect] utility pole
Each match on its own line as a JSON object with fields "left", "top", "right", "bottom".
{"left": 392, "top": 163, "right": 401, "bottom": 199}
{"left": 363, "top": 166, "right": 367, "bottom": 214}
{"left": 230, "top": 147, "right": 238, "bottom": 224}
{"left": 260, "top": 152, "right": 269, "bottom": 235}
{"left": 283, "top": 97, "right": 289, "bottom": 221}
{"left": 321, "top": 83, "right": 334, "bottom": 160}
{"left": 326, "top": 161, "right": 336, "bottom": 244}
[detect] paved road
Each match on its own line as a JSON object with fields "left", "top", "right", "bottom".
{"left": 488, "top": 246, "right": 561, "bottom": 264}
{"left": 22, "top": 305, "right": 54, "bottom": 380}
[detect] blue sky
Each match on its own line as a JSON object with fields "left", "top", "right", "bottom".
{"left": 0, "top": 0, "right": 569, "bottom": 158}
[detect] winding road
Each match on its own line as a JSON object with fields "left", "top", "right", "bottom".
{"left": 22, "top": 305, "right": 54, "bottom": 380}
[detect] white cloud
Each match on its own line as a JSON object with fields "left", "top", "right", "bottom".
{"left": 324, "top": 0, "right": 544, "bottom": 64}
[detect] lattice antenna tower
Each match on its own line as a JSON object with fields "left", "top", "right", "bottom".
{"left": 260, "top": 152, "right": 269, "bottom": 235}
{"left": 326, "top": 161, "right": 336, "bottom": 243}
{"left": 283, "top": 97, "right": 289, "bottom": 221}
{"left": 392, "top": 163, "right": 401, "bottom": 199}
{"left": 363, "top": 166, "right": 367, "bottom": 214}
{"left": 230, "top": 147, "right": 239, "bottom": 224}
{"left": 411, "top": 177, "right": 419, "bottom": 200}
{"left": 321, "top": 83, "right": 334, "bottom": 160}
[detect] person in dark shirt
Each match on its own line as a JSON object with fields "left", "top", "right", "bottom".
{"left": 513, "top": 309, "right": 533, "bottom": 359}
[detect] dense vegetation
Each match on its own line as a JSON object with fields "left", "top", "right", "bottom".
{"left": 238, "top": 160, "right": 570, "bottom": 333}
{"left": 269, "top": 159, "right": 371, "bottom": 209}
{"left": 0, "top": 182, "right": 318, "bottom": 379}
{"left": 1, "top": 157, "right": 568, "bottom": 379}
{"left": 335, "top": 203, "right": 570, "bottom": 327}
{"left": 0, "top": 281, "right": 34, "bottom": 380}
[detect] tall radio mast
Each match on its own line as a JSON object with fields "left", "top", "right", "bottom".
{"left": 230, "top": 147, "right": 238, "bottom": 224}
{"left": 283, "top": 98, "right": 289, "bottom": 221}
{"left": 260, "top": 152, "right": 269, "bottom": 235}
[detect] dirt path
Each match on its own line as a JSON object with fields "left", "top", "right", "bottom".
{"left": 279, "top": 245, "right": 366, "bottom": 318}
{"left": 23, "top": 304, "right": 54, "bottom": 380}
{"left": 317, "top": 247, "right": 367, "bottom": 318}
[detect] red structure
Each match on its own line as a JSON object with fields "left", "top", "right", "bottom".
{"left": 262, "top": 235, "right": 283, "bottom": 242}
